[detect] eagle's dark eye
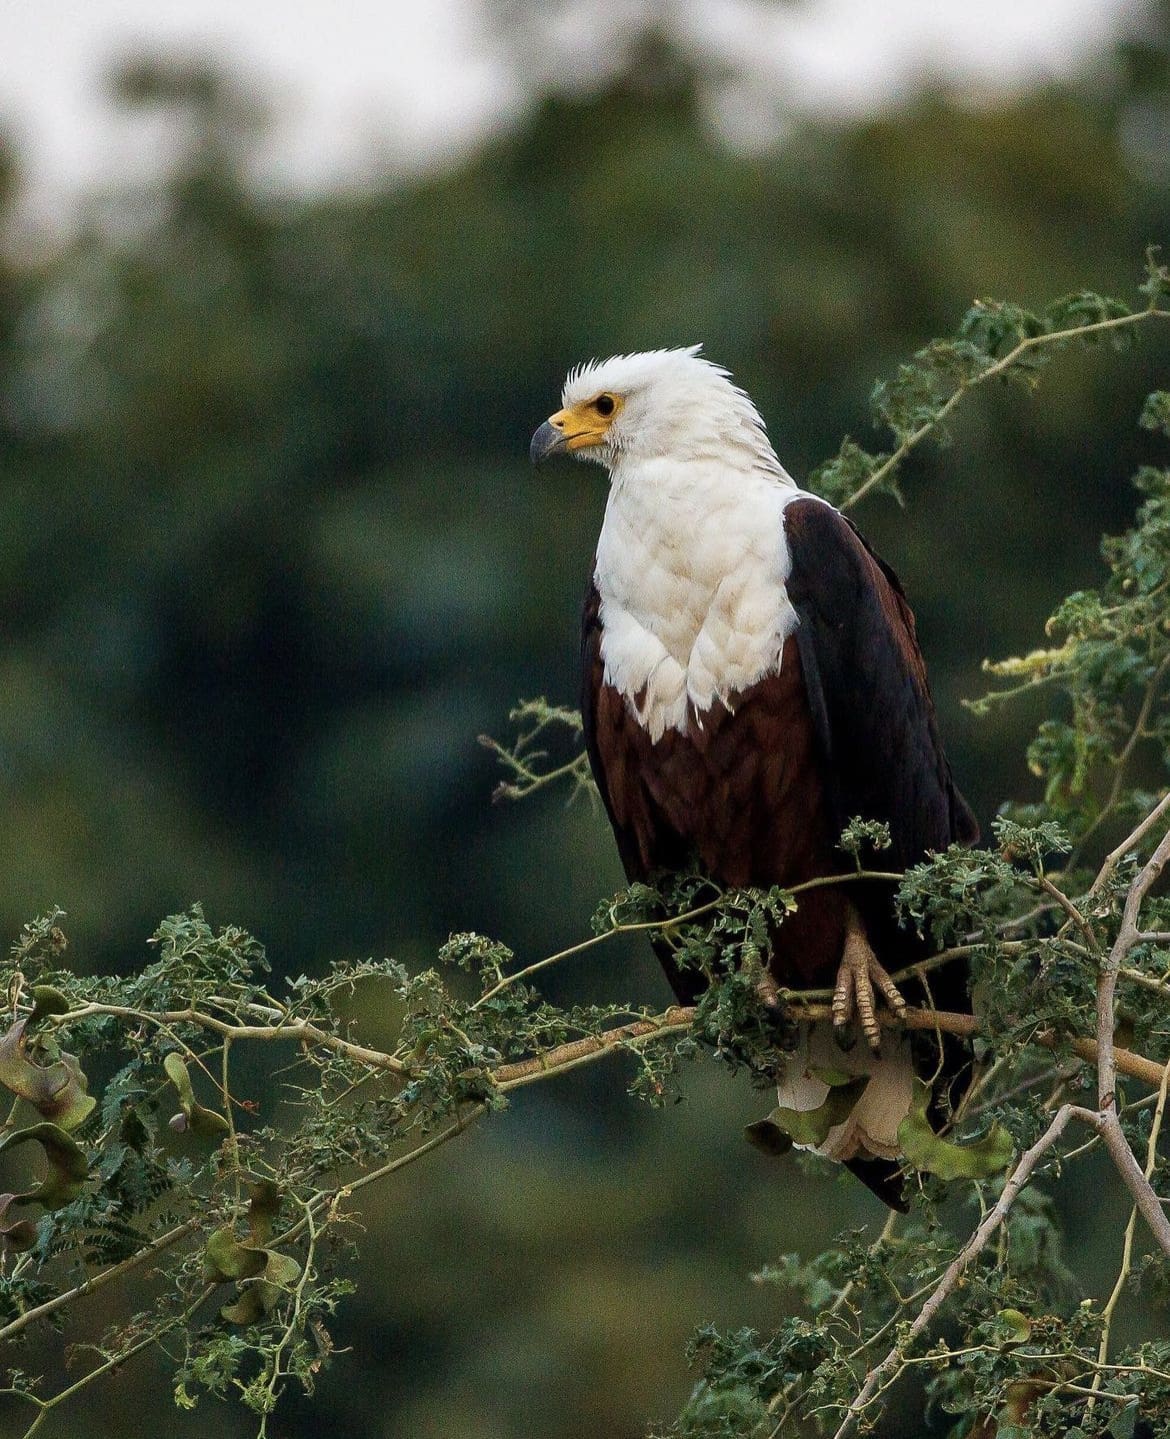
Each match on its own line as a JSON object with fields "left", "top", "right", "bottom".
{"left": 594, "top": 394, "right": 616, "bottom": 416}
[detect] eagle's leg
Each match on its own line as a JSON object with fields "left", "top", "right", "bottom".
{"left": 832, "top": 903, "right": 906, "bottom": 1054}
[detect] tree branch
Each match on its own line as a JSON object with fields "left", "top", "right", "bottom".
{"left": 0, "top": 1218, "right": 202, "bottom": 1345}
{"left": 840, "top": 305, "right": 1170, "bottom": 511}
{"left": 829, "top": 1105, "right": 1078, "bottom": 1439}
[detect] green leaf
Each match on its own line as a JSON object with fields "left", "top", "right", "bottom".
{"left": 1043, "top": 289, "right": 1131, "bottom": 334}
{"left": 745, "top": 1077, "right": 870, "bottom": 1153}
{"left": 0, "top": 1121, "right": 89, "bottom": 1210}
{"left": 163, "top": 1053, "right": 230, "bottom": 1139}
{"left": 995, "top": 1308, "right": 1033, "bottom": 1344}
{"left": 1107, "top": 1401, "right": 1140, "bottom": 1439}
{"left": 808, "top": 438, "right": 895, "bottom": 506}
{"left": 0, "top": 1194, "right": 38, "bottom": 1251}
{"left": 897, "top": 1081, "right": 1014, "bottom": 1180}
{"left": 220, "top": 1250, "right": 302, "bottom": 1325}
{"left": 1140, "top": 245, "right": 1170, "bottom": 305}
{"left": 0, "top": 1018, "right": 96, "bottom": 1130}
{"left": 1140, "top": 390, "right": 1170, "bottom": 438}
{"left": 838, "top": 817, "right": 893, "bottom": 863}
{"left": 204, "top": 1227, "right": 268, "bottom": 1283}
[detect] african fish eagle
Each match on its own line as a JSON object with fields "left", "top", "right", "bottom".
{"left": 531, "top": 346, "right": 978, "bottom": 1208}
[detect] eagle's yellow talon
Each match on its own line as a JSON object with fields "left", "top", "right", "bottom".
{"left": 833, "top": 911, "right": 906, "bottom": 1055}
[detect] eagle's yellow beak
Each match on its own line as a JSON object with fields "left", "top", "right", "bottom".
{"left": 530, "top": 403, "right": 612, "bottom": 463}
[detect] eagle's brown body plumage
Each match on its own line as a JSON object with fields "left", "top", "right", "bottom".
{"left": 585, "top": 610, "right": 842, "bottom": 997}
{"left": 582, "top": 498, "right": 976, "bottom": 1004}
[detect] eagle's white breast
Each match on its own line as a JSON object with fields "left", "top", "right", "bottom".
{"left": 595, "top": 458, "right": 804, "bottom": 741}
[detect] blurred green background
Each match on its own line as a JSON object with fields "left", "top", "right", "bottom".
{"left": 3, "top": 4, "right": 1170, "bottom": 1435}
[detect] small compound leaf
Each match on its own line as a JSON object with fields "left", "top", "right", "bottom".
{"left": 0, "top": 1122, "right": 89, "bottom": 1210}
{"left": 163, "top": 1054, "right": 229, "bottom": 1139}
{"left": 1107, "top": 1402, "right": 1140, "bottom": 1439}
{"left": 746, "top": 1078, "right": 870, "bottom": 1152}
{"left": 898, "top": 1080, "right": 1014, "bottom": 1181}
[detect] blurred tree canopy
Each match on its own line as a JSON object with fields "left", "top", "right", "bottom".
{"left": 2, "top": 14, "right": 1170, "bottom": 1438}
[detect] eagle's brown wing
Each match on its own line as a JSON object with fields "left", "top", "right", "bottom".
{"left": 782, "top": 497, "right": 978, "bottom": 868}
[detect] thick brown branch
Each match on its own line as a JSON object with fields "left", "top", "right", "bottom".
{"left": 1098, "top": 823, "right": 1170, "bottom": 1113}
{"left": 494, "top": 1008, "right": 695, "bottom": 1088}
{"left": 493, "top": 1002, "right": 1167, "bottom": 1092}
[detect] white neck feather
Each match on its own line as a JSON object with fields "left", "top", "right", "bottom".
{"left": 594, "top": 448, "right": 805, "bottom": 742}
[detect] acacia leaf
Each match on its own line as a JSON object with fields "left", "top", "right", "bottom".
{"left": 0, "top": 1018, "right": 96, "bottom": 1130}
{"left": 746, "top": 1077, "right": 870, "bottom": 1153}
{"left": 163, "top": 1053, "right": 229, "bottom": 1138}
{"left": 897, "top": 1080, "right": 1013, "bottom": 1180}
{"left": 0, "top": 1121, "right": 89, "bottom": 1210}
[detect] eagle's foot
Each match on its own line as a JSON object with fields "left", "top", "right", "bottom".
{"left": 832, "top": 919, "right": 906, "bottom": 1055}
{"left": 753, "top": 970, "right": 802, "bottom": 1050}
{"left": 755, "top": 970, "right": 782, "bottom": 1012}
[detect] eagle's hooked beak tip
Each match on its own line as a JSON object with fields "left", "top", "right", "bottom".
{"left": 530, "top": 419, "right": 566, "bottom": 465}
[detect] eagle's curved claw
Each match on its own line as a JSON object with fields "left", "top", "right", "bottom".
{"left": 832, "top": 923, "right": 906, "bottom": 1055}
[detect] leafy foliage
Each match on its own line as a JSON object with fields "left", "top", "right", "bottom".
{"left": 3, "top": 268, "right": 1170, "bottom": 1439}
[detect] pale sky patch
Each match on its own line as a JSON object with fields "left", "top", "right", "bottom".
{"left": 0, "top": 0, "right": 1151, "bottom": 235}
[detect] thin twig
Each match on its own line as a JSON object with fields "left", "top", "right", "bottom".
{"left": 0, "top": 1218, "right": 202, "bottom": 1344}
{"left": 1090, "top": 789, "right": 1170, "bottom": 903}
{"left": 56, "top": 1003, "right": 412, "bottom": 1077}
{"left": 473, "top": 869, "right": 905, "bottom": 1009}
{"left": 840, "top": 306, "right": 1170, "bottom": 511}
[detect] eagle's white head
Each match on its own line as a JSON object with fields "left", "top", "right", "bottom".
{"left": 530, "top": 345, "right": 793, "bottom": 482}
